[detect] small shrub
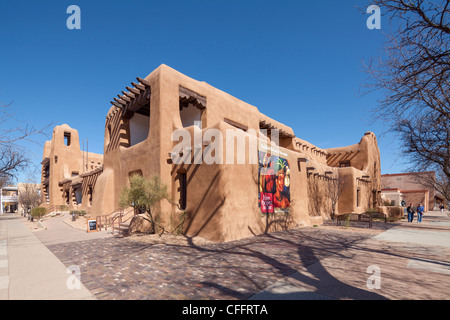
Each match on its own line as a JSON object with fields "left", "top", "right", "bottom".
{"left": 31, "top": 207, "right": 46, "bottom": 220}
{"left": 344, "top": 215, "right": 351, "bottom": 228}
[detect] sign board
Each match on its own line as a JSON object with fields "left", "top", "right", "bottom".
{"left": 87, "top": 219, "right": 98, "bottom": 233}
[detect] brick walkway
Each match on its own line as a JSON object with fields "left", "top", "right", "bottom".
{"left": 46, "top": 227, "right": 371, "bottom": 300}
{"left": 45, "top": 213, "right": 450, "bottom": 300}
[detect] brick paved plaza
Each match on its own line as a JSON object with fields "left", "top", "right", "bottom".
{"left": 2, "top": 211, "right": 449, "bottom": 301}
{"left": 44, "top": 215, "right": 450, "bottom": 300}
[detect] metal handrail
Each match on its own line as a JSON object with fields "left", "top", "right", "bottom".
{"left": 96, "top": 207, "right": 134, "bottom": 234}
{"left": 96, "top": 208, "right": 122, "bottom": 231}
{"left": 111, "top": 208, "right": 134, "bottom": 234}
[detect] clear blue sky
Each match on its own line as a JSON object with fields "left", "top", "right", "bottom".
{"left": 0, "top": 0, "right": 406, "bottom": 183}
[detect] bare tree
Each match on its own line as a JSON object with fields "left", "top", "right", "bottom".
{"left": 18, "top": 183, "right": 41, "bottom": 215}
{"left": 397, "top": 111, "right": 450, "bottom": 190}
{"left": 326, "top": 173, "right": 351, "bottom": 220}
{"left": 410, "top": 170, "right": 450, "bottom": 206}
{"left": 363, "top": 0, "right": 450, "bottom": 199}
{"left": 1, "top": 100, "right": 52, "bottom": 180}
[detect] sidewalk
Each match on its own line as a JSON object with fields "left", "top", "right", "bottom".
{"left": 249, "top": 210, "right": 450, "bottom": 300}
{"left": 32, "top": 212, "right": 113, "bottom": 246}
{"left": 0, "top": 213, "right": 99, "bottom": 300}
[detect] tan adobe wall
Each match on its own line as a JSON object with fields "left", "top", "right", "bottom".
{"left": 90, "top": 64, "right": 382, "bottom": 242}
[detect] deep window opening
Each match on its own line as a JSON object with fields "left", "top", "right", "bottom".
{"left": 179, "top": 172, "right": 187, "bottom": 210}
{"left": 179, "top": 86, "right": 206, "bottom": 129}
{"left": 64, "top": 132, "right": 71, "bottom": 146}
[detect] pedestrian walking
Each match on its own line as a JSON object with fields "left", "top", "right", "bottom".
{"left": 440, "top": 203, "right": 445, "bottom": 214}
{"left": 416, "top": 203, "right": 424, "bottom": 223}
{"left": 407, "top": 203, "right": 415, "bottom": 222}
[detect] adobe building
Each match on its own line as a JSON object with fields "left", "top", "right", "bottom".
{"left": 41, "top": 64, "right": 382, "bottom": 242}
{"left": 40, "top": 124, "right": 103, "bottom": 212}
{"left": 381, "top": 172, "right": 445, "bottom": 212}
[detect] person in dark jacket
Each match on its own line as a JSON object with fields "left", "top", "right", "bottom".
{"left": 406, "top": 203, "right": 415, "bottom": 222}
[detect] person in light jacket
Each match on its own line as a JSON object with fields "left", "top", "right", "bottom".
{"left": 416, "top": 203, "right": 424, "bottom": 223}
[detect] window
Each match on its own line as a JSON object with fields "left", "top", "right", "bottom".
{"left": 129, "top": 113, "right": 150, "bottom": 146}
{"left": 74, "top": 186, "right": 82, "bottom": 205}
{"left": 64, "top": 132, "right": 71, "bottom": 146}
{"left": 356, "top": 188, "right": 361, "bottom": 207}
{"left": 180, "top": 103, "right": 203, "bottom": 128}
{"left": 88, "top": 186, "right": 93, "bottom": 206}
{"left": 339, "top": 160, "right": 351, "bottom": 168}
{"left": 54, "top": 156, "right": 58, "bottom": 164}
{"left": 128, "top": 170, "right": 143, "bottom": 180}
{"left": 179, "top": 86, "right": 206, "bottom": 129}
{"left": 179, "top": 173, "right": 187, "bottom": 210}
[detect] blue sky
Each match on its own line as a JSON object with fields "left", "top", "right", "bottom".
{"left": 0, "top": 0, "right": 406, "bottom": 182}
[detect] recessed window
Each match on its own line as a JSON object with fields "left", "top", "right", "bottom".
{"left": 339, "top": 160, "right": 351, "bottom": 168}
{"left": 54, "top": 155, "right": 58, "bottom": 163}
{"left": 179, "top": 172, "right": 187, "bottom": 210}
{"left": 179, "top": 86, "right": 206, "bottom": 129}
{"left": 356, "top": 188, "right": 361, "bottom": 207}
{"left": 88, "top": 186, "right": 93, "bottom": 206}
{"left": 64, "top": 132, "right": 71, "bottom": 146}
{"left": 128, "top": 170, "right": 143, "bottom": 180}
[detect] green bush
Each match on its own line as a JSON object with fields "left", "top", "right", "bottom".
{"left": 31, "top": 207, "right": 46, "bottom": 219}
{"left": 70, "top": 210, "right": 88, "bottom": 220}
{"left": 58, "top": 205, "right": 68, "bottom": 212}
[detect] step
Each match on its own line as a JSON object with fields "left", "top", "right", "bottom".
{"left": 113, "top": 225, "right": 129, "bottom": 230}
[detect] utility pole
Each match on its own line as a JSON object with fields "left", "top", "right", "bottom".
{"left": 82, "top": 139, "right": 85, "bottom": 174}
{"left": 87, "top": 138, "right": 89, "bottom": 171}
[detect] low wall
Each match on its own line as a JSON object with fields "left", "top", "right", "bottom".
{"left": 377, "top": 206, "right": 404, "bottom": 219}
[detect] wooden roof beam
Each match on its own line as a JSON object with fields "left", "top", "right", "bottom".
{"left": 126, "top": 86, "right": 141, "bottom": 95}
{"left": 137, "top": 77, "right": 151, "bottom": 87}
{"left": 114, "top": 97, "right": 127, "bottom": 105}
{"left": 122, "top": 91, "right": 135, "bottom": 99}
{"left": 132, "top": 81, "right": 145, "bottom": 91}
{"left": 118, "top": 94, "right": 131, "bottom": 103}
{"left": 111, "top": 101, "right": 123, "bottom": 108}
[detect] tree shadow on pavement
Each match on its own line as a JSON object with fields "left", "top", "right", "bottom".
{"left": 181, "top": 228, "right": 389, "bottom": 300}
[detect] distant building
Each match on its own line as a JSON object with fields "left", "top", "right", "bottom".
{"left": 381, "top": 172, "right": 445, "bottom": 211}
{"left": 0, "top": 186, "right": 18, "bottom": 214}
{"left": 1, "top": 183, "right": 41, "bottom": 214}
{"left": 40, "top": 124, "right": 103, "bottom": 212}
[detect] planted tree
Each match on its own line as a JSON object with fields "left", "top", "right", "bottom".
{"left": 119, "top": 174, "right": 171, "bottom": 234}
